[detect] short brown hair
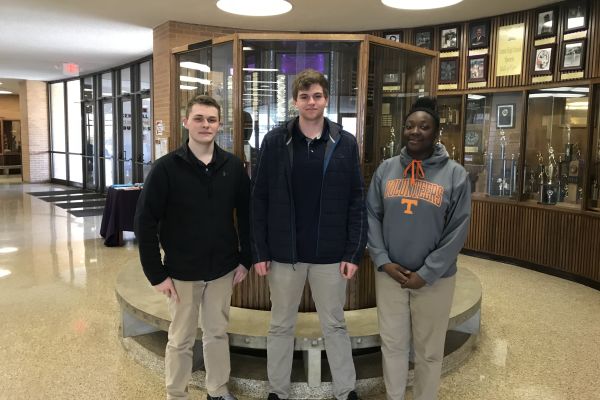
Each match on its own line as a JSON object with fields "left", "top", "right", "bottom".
{"left": 292, "top": 69, "right": 329, "bottom": 100}
{"left": 186, "top": 95, "right": 221, "bottom": 120}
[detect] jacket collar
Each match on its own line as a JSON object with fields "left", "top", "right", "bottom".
{"left": 175, "top": 140, "right": 229, "bottom": 169}
{"left": 285, "top": 117, "right": 341, "bottom": 145}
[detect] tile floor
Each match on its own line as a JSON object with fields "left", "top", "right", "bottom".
{"left": 0, "top": 182, "right": 599, "bottom": 400}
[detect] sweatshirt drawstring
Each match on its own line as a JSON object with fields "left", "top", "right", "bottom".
{"left": 403, "top": 159, "right": 425, "bottom": 185}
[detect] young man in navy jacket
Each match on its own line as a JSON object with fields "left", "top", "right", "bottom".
{"left": 135, "top": 95, "right": 250, "bottom": 400}
{"left": 251, "top": 69, "right": 367, "bottom": 400}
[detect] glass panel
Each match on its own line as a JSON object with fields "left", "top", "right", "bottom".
{"left": 140, "top": 61, "right": 151, "bottom": 91}
{"left": 69, "top": 154, "right": 83, "bottom": 184}
{"left": 67, "top": 80, "right": 82, "bottom": 154}
{"left": 84, "top": 103, "right": 96, "bottom": 189}
{"left": 464, "top": 92, "right": 522, "bottom": 199}
{"left": 241, "top": 40, "right": 361, "bottom": 175}
{"left": 121, "top": 99, "right": 133, "bottom": 184}
{"left": 101, "top": 72, "right": 113, "bottom": 97}
{"left": 2, "top": 120, "right": 21, "bottom": 153}
{"left": 212, "top": 42, "right": 234, "bottom": 152}
{"left": 141, "top": 96, "right": 153, "bottom": 180}
{"left": 590, "top": 86, "right": 600, "bottom": 211}
{"left": 437, "top": 96, "right": 462, "bottom": 162}
{"left": 120, "top": 67, "right": 131, "bottom": 94}
{"left": 364, "top": 43, "right": 433, "bottom": 183}
{"left": 178, "top": 46, "right": 212, "bottom": 144}
{"left": 103, "top": 101, "right": 114, "bottom": 187}
{"left": 525, "top": 86, "right": 589, "bottom": 208}
{"left": 52, "top": 153, "right": 67, "bottom": 180}
{"left": 50, "top": 82, "right": 66, "bottom": 152}
{"left": 83, "top": 76, "right": 94, "bottom": 101}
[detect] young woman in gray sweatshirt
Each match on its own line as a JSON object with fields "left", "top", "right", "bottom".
{"left": 366, "top": 97, "right": 471, "bottom": 400}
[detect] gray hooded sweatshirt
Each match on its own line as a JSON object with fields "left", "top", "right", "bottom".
{"left": 366, "top": 143, "right": 471, "bottom": 285}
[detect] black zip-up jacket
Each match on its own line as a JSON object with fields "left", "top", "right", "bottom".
{"left": 250, "top": 117, "right": 367, "bottom": 265}
{"left": 134, "top": 143, "right": 250, "bottom": 286}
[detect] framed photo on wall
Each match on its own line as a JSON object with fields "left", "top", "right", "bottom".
{"left": 564, "top": 1, "right": 587, "bottom": 33}
{"left": 497, "top": 104, "right": 515, "bottom": 129}
{"left": 384, "top": 32, "right": 403, "bottom": 42}
{"left": 440, "top": 26, "right": 460, "bottom": 51}
{"left": 467, "top": 55, "right": 487, "bottom": 82}
{"left": 535, "top": 8, "right": 557, "bottom": 38}
{"left": 469, "top": 21, "right": 490, "bottom": 49}
{"left": 531, "top": 44, "right": 555, "bottom": 75}
{"left": 414, "top": 28, "right": 433, "bottom": 50}
{"left": 439, "top": 58, "right": 459, "bottom": 84}
{"left": 561, "top": 39, "right": 586, "bottom": 71}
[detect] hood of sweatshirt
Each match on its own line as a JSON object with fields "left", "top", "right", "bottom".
{"left": 399, "top": 143, "right": 449, "bottom": 184}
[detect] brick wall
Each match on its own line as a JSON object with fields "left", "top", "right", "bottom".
{"left": 19, "top": 80, "right": 49, "bottom": 182}
{"left": 152, "top": 21, "right": 247, "bottom": 152}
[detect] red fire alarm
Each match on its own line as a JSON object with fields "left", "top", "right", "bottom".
{"left": 63, "top": 63, "right": 80, "bottom": 76}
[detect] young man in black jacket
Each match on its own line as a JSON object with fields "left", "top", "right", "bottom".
{"left": 251, "top": 69, "right": 367, "bottom": 400}
{"left": 134, "top": 95, "right": 250, "bottom": 400}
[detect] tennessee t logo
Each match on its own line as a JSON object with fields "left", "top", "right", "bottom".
{"left": 401, "top": 198, "right": 418, "bottom": 215}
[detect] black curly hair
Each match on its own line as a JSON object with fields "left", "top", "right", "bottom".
{"left": 405, "top": 96, "right": 440, "bottom": 133}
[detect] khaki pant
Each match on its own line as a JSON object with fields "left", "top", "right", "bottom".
{"left": 376, "top": 271, "right": 456, "bottom": 400}
{"left": 267, "top": 262, "right": 356, "bottom": 400}
{"left": 165, "top": 271, "right": 235, "bottom": 400}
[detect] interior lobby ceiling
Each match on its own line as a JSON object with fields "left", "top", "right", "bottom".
{"left": 0, "top": 0, "right": 558, "bottom": 93}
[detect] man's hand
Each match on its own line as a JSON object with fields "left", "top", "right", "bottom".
{"left": 340, "top": 261, "right": 359, "bottom": 279}
{"left": 402, "top": 272, "right": 427, "bottom": 289}
{"left": 382, "top": 263, "right": 411, "bottom": 286}
{"left": 233, "top": 264, "right": 248, "bottom": 285}
{"left": 253, "top": 261, "right": 271, "bottom": 276}
{"left": 153, "top": 277, "right": 179, "bottom": 303}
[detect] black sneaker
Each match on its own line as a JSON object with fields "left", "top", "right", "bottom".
{"left": 207, "top": 394, "right": 237, "bottom": 400}
{"left": 346, "top": 390, "right": 359, "bottom": 400}
{"left": 267, "top": 393, "right": 281, "bottom": 400}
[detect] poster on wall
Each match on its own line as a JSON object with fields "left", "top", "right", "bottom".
{"left": 495, "top": 23, "right": 525, "bottom": 76}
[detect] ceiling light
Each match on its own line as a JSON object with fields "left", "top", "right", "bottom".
{"left": 217, "top": 0, "right": 292, "bottom": 16}
{"left": 382, "top": 0, "right": 463, "bottom": 9}
{"left": 180, "top": 85, "right": 198, "bottom": 90}
{"left": 0, "top": 269, "right": 11, "bottom": 279}
{"left": 0, "top": 247, "right": 18, "bottom": 254}
{"left": 180, "top": 62, "right": 211, "bottom": 72}
{"left": 0, "top": 90, "right": 13, "bottom": 95}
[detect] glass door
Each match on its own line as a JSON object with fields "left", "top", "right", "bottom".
{"left": 138, "top": 96, "right": 153, "bottom": 180}
{"left": 118, "top": 98, "right": 133, "bottom": 184}
{"left": 102, "top": 101, "right": 114, "bottom": 188}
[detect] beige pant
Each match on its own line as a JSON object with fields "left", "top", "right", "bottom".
{"left": 165, "top": 271, "right": 235, "bottom": 400}
{"left": 376, "top": 271, "right": 456, "bottom": 400}
{"left": 267, "top": 262, "right": 356, "bottom": 400}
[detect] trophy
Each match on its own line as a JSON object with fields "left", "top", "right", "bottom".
{"left": 564, "top": 124, "right": 573, "bottom": 162}
{"left": 542, "top": 144, "right": 558, "bottom": 204}
{"left": 381, "top": 126, "right": 396, "bottom": 160}
{"left": 451, "top": 144, "right": 456, "bottom": 160}
{"left": 537, "top": 152, "right": 546, "bottom": 204}
{"left": 592, "top": 179, "right": 599, "bottom": 203}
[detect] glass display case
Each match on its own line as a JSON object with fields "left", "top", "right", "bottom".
{"left": 177, "top": 41, "right": 234, "bottom": 153}
{"left": 436, "top": 95, "right": 463, "bottom": 162}
{"left": 363, "top": 42, "right": 433, "bottom": 183}
{"left": 525, "top": 86, "right": 590, "bottom": 208}
{"left": 175, "top": 34, "right": 435, "bottom": 183}
{"left": 589, "top": 85, "right": 600, "bottom": 212}
{"left": 464, "top": 92, "right": 523, "bottom": 198}
{"left": 241, "top": 39, "right": 360, "bottom": 175}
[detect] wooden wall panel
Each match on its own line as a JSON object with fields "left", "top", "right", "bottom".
{"left": 465, "top": 199, "right": 600, "bottom": 283}
{"left": 589, "top": 0, "right": 600, "bottom": 77}
{"left": 231, "top": 251, "right": 376, "bottom": 311}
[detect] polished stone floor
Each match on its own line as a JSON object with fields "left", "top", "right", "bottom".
{"left": 1, "top": 181, "right": 599, "bottom": 400}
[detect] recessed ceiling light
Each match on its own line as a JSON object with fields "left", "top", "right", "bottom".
{"left": 381, "top": 0, "right": 463, "bottom": 10}
{"left": 0, "top": 90, "right": 13, "bottom": 95}
{"left": 217, "top": 0, "right": 292, "bottom": 16}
